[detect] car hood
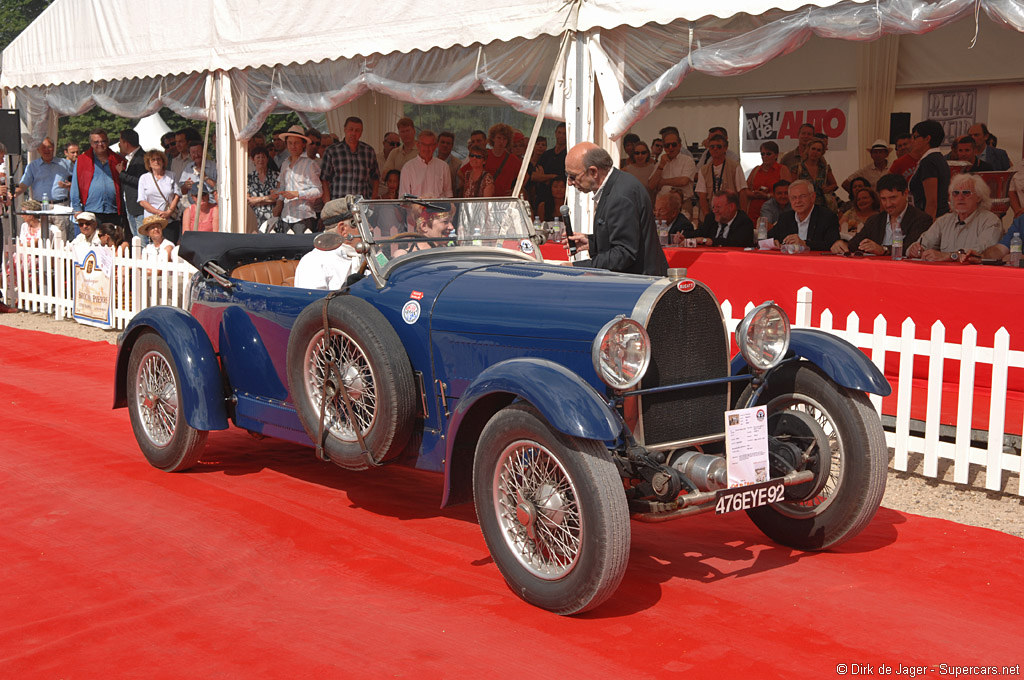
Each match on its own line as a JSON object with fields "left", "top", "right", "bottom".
{"left": 429, "top": 260, "right": 661, "bottom": 342}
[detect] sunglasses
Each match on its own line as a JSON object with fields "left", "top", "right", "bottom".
{"left": 635, "top": 151, "right": 649, "bottom": 156}
{"left": 951, "top": 190, "right": 974, "bottom": 196}
{"left": 469, "top": 153, "right": 485, "bottom": 159}
{"left": 708, "top": 144, "right": 725, "bottom": 149}
{"left": 663, "top": 142, "right": 680, "bottom": 148}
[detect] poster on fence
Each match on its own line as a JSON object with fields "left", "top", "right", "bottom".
{"left": 740, "top": 94, "right": 850, "bottom": 153}
{"left": 72, "top": 244, "right": 113, "bottom": 329}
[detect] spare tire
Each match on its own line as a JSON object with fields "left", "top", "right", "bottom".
{"left": 287, "top": 295, "right": 416, "bottom": 469}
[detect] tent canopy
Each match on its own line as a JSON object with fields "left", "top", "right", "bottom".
{"left": 0, "top": 0, "right": 855, "bottom": 89}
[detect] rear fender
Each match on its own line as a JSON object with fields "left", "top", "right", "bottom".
{"left": 113, "top": 307, "right": 229, "bottom": 430}
{"left": 731, "top": 327, "right": 891, "bottom": 397}
{"left": 440, "top": 358, "right": 622, "bottom": 507}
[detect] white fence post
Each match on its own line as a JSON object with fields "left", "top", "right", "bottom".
{"left": 894, "top": 318, "right": 916, "bottom": 471}
{"left": 986, "top": 328, "right": 1010, "bottom": 492}
{"left": 923, "top": 321, "right": 945, "bottom": 478}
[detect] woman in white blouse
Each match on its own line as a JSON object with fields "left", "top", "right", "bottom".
{"left": 137, "top": 150, "right": 181, "bottom": 222}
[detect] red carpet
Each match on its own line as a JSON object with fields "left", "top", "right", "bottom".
{"left": 1, "top": 325, "right": 1021, "bottom": 678}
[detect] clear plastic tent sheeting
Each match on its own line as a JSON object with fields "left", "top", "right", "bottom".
{"left": 594, "top": 0, "right": 1024, "bottom": 139}
{"left": 229, "top": 34, "right": 565, "bottom": 140}
{"left": 13, "top": 73, "right": 210, "bottom": 147}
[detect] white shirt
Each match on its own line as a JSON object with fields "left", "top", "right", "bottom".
{"left": 170, "top": 154, "right": 189, "bottom": 183}
{"left": 137, "top": 172, "right": 179, "bottom": 217}
{"left": 72, "top": 231, "right": 102, "bottom": 248}
{"left": 277, "top": 156, "right": 322, "bottom": 223}
{"left": 399, "top": 156, "right": 453, "bottom": 198}
{"left": 659, "top": 153, "right": 697, "bottom": 199}
{"left": 795, "top": 210, "right": 813, "bottom": 241}
{"left": 294, "top": 243, "right": 361, "bottom": 290}
{"left": 143, "top": 240, "right": 175, "bottom": 260}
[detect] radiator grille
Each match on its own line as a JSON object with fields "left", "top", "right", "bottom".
{"left": 639, "top": 284, "right": 730, "bottom": 446}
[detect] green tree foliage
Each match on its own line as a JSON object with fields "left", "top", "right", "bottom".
{"left": 0, "top": 0, "right": 54, "bottom": 52}
{"left": 405, "top": 103, "right": 560, "bottom": 153}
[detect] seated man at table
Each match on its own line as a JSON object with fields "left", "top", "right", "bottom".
{"left": 655, "top": 192, "right": 696, "bottom": 238}
{"left": 773, "top": 179, "right": 840, "bottom": 251}
{"left": 978, "top": 213, "right": 1024, "bottom": 263}
{"left": 692, "top": 190, "right": 754, "bottom": 248}
{"left": 834, "top": 173, "right": 932, "bottom": 255}
{"left": 906, "top": 173, "right": 1002, "bottom": 262}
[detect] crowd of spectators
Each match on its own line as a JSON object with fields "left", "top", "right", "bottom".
{"left": 616, "top": 118, "right": 1021, "bottom": 261}
{"left": 3, "top": 111, "right": 1022, "bottom": 266}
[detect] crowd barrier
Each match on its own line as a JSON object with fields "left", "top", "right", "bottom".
{"left": 3, "top": 237, "right": 1020, "bottom": 495}
{"left": 1, "top": 236, "right": 196, "bottom": 329}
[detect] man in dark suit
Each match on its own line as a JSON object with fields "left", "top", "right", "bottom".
{"left": 834, "top": 173, "right": 932, "bottom": 255}
{"left": 692, "top": 190, "right": 754, "bottom": 247}
{"left": 773, "top": 179, "right": 840, "bottom": 251}
{"left": 118, "top": 129, "right": 147, "bottom": 238}
{"left": 564, "top": 142, "right": 667, "bottom": 276}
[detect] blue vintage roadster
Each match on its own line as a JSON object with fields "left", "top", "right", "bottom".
{"left": 114, "top": 196, "right": 891, "bottom": 614}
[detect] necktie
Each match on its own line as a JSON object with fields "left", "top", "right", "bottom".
{"left": 956, "top": 220, "right": 966, "bottom": 227}
{"left": 716, "top": 223, "right": 727, "bottom": 239}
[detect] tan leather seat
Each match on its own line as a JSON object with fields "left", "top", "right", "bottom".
{"left": 230, "top": 259, "right": 300, "bottom": 286}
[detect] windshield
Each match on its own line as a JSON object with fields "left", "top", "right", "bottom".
{"left": 353, "top": 197, "right": 543, "bottom": 282}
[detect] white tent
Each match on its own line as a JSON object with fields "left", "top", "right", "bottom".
{"left": 2, "top": 0, "right": 1022, "bottom": 232}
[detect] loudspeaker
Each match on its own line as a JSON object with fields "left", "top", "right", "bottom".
{"left": 889, "top": 113, "right": 911, "bottom": 145}
{"left": 0, "top": 109, "right": 21, "bottom": 157}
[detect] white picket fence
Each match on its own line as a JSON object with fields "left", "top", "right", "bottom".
{"left": 723, "top": 290, "right": 1024, "bottom": 496}
{"left": 3, "top": 238, "right": 1021, "bottom": 495}
{"left": 2, "top": 236, "right": 196, "bottom": 329}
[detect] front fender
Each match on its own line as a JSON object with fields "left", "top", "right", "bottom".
{"left": 440, "top": 358, "right": 622, "bottom": 507}
{"left": 731, "top": 328, "right": 891, "bottom": 397}
{"left": 113, "top": 307, "right": 229, "bottom": 430}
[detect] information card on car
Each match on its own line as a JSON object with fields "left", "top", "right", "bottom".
{"left": 716, "top": 406, "right": 782, "bottom": 514}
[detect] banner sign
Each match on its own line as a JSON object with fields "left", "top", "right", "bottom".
{"left": 72, "top": 244, "right": 113, "bottom": 329}
{"left": 740, "top": 94, "right": 850, "bottom": 153}
{"left": 924, "top": 87, "right": 985, "bottom": 146}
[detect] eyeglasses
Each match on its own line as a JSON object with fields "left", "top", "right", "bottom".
{"left": 708, "top": 144, "right": 725, "bottom": 150}
{"left": 760, "top": 151, "right": 776, "bottom": 156}
{"left": 566, "top": 169, "right": 588, "bottom": 186}
{"left": 469, "top": 154, "right": 485, "bottom": 159}
{"left": 663, "top": 142, "right": 680, "bottom": 148}
{"left": 384, "top": 140, "right": 399, "bottom": 146}
{"left": 951, "top": 190, "right": 974, "bottom": 196}
{"left": 635, "top": 151, "right": 649, "bottom": 156}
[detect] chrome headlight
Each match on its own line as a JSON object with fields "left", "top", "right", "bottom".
{"left": 736, "top": 302, "right": 790, "bottom": 371}
{"left": 592, "top": 316, "right": 651, "bottom": 390}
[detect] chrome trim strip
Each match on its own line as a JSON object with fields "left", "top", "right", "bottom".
{"left": 644, "top": 433, "right": 726, "bottom": 452}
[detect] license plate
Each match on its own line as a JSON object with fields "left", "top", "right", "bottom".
{"left": 714, "top": 479, "right": 785, "bottom": 515}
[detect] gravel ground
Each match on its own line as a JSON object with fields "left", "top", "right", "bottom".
{"left": 1, "top": 310, "right": 1021, "bottom": 539}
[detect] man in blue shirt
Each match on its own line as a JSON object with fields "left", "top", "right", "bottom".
{"left": 15, "top": 137, "right": 62, "bottom": 201}
{"left": 70, "top": 129, "right": 124, "bottom": 227}
{"left": 979, "top": 214, "right": 1024, "bottom": 264}
{"left": 50, "top": 142, "right": 79, "bottom": 205}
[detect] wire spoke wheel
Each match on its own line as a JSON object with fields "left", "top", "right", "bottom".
{"left": 474, "top": 404, "right": 629, "bottom": 615}
{"left": 765, "top": 394, "right": 842, "bottom": 518}
{"left": 126, "top": 332, "right": 207, "bottom": 472}
{"left": 494, "top": 440, "right": 582, "bottom": 580}
{"left": 135, "top": 350, "right": 179, "bottom": 447}
{"left": 304, "top": 328, "right": 377, "bottom": 441}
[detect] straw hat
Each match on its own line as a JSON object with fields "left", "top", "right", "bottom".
{"left": 140, "top": 214, "right": 169, "bottom": 235}
{"left": 867, "top": 139, "right": 891, "bottom": 153}
{"left": 279, "top": 125, "right": 309, "bottom": 142}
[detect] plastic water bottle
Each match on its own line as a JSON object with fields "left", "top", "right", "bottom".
{"left": 41, "top": 193, "right": 49, "bottom": 210}
{"left": 891, "top": 224, "right": 904, "bottom": 261}
{"left": 756, "top": 217, "right": 768, "bottom": 241}
{"left": 1010, "top": 231, "right": 1022, "bottom": 267}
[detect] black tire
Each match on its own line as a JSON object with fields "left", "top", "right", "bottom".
{"left": 473, "top": 403, "right": 630, "bottom": 615}
{"left": 127, "top": 331, "right": 208, "bottom": 472}
{"left": 287, "top": 296, "right": 415, "bottom": 470}
{"left": 743, "top": 363, "right": 887, "bottom": 550}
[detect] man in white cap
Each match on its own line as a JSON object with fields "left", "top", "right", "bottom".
{"left": 271, "top": 125, "right": 322, "bottom": 234}
{"left": 293, "top": 198, "right": 364, "bottom": 290}
{"left": 71, "top": 212, "right": 102, "bottom": 247}
{"left": 842, "top": 139, "right": 891, "bottom": 196}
